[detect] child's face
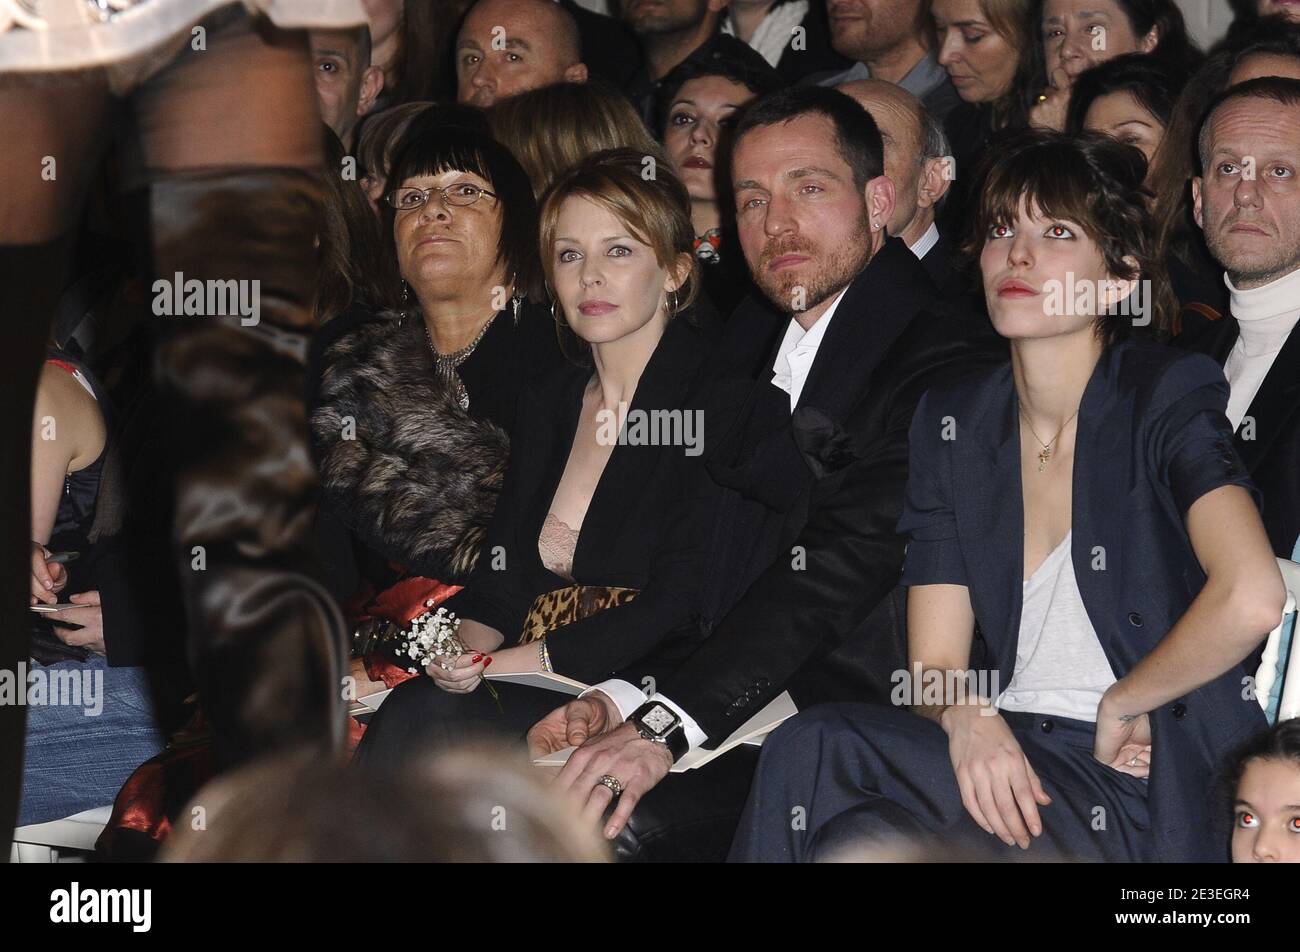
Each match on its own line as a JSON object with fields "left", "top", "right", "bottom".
{"left": 1232, "top": 758, "right": 1300, "bottom": 863}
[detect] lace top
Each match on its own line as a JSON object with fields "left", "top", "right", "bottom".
{"left": 538, "top": 512, "right": 579, "bottom": 582}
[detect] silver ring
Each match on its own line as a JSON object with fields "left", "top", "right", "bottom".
{"left": 1128, "top": 757, "right": 1140, "bottom": 767}
{"left": 598, "top": 775, "right": 623, "bottom": 797}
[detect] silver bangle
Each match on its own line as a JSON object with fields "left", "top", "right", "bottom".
{"left": 538, "top": 639, "right": 553, "bottom": 673}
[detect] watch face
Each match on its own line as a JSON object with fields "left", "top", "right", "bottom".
{"left": 641, "top": 704, "right": 677, "bottom": 735}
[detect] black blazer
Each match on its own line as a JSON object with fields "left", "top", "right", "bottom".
{"left": 613, "top": 238, "right": 1007, "bottom": 739}
{"left": 1177, "top": 310, "right": 1300, "bottom": 558}
{"left": 444, "top": 318, "right": 725, "bottom": 686}
{"left": 898, "top": 338, "right": 1270, "bottom": 863}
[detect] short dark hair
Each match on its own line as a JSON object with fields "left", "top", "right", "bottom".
{"left": 653, "top": 48, "right": 785, "bottom": 137}
{"left": 731, "top": 85, "right": 885, "bottom": 192}
{"left": 966, "top": 129, "right": 1179, "bottom": 342}
{"left": 383, "top": 120, "right": 542, "bottom": 303}
{"left": 1196, "top": 76, "right": 1300, "bottom": 174}
{"left": 1066, "top": 52, "right": 1185, "bottom": 135}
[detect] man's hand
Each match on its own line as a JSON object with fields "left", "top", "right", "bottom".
{"left": 56, "top": 591, "right": 106, "bottom": 655}
{"left": 30, "top": 542, "right": 67, "bottom": 605}
{"left": 1095, "top": 692, "right": 1152, "bottom": 779}
{"left": 526, "top": 691, "right": 620, "bottom": 759}
{"left": 943, "top": 703, "right": 1052, "bottom": 849}
{"left": 554, "top": 721, "right": 673, "bottom": 840}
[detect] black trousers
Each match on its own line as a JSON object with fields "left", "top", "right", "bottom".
{"left": 355, "top": 675, "right": 761, "bottom": 862}
{"left": 728, "top": 703, "right": 1153, "bottom": 862}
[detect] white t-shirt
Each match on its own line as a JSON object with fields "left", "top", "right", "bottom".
{"left": 996, "top": 531, "right": 1117, "bottom": 722}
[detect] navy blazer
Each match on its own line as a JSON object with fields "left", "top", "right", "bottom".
{"left": 898, "top": 337, "right": 1270, "bottom": 862}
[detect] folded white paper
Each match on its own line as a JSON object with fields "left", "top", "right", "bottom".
{"left": 532, "top": 690, "right": 798, "bottom": 773}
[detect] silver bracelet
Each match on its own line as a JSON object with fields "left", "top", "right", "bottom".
{"left": 538, "top": 639, "right": 553, "bottom": 673}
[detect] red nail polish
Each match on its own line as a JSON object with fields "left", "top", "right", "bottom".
{"left": 471, "top": 654, "right": 483, "bottom": 663}
{"left": 484, "top": 656, "right": 493, "bottom": 667}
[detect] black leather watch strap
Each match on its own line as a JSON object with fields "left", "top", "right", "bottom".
{"left": 631, "top": 701, "right": 689, "bottom": 764}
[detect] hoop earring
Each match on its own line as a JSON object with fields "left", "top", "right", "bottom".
{"left": 666, "top": 288, "right": 679, "bottom": 318}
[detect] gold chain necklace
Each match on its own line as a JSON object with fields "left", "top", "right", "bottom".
{"left": 1019, "top": 406, "right": 1078, "bottom": 472}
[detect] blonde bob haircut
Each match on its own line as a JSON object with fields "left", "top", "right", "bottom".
{"left": 538, "top": 148, "right": 699, "bottom": 356}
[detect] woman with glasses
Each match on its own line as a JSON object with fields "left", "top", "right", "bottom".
{"left": 312, "top": 123, "right": 565, "bottom": 681}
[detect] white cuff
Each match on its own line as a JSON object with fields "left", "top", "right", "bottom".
{"left": 646, "top": 692, "right": 709, "bottom": 751}
{"left": 583, "top": 681, "right": 709, "bottom": 751}
{"left": 582, "top": 679, "right": 648, "bottom": 723}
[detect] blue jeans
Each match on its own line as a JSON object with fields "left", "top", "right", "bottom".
{"left": 18, "top": 654, "right": 164, "bottom": 826}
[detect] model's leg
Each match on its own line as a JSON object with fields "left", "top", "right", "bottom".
{"left": 129, "top": 10, "right": 345, "bottom": 769}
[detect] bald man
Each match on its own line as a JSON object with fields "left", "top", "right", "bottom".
{"left": 456, "top": 0, "right": 589, "bottom": 108}
{"left": 838, "top": 78, "right": 954, "bottom": 288}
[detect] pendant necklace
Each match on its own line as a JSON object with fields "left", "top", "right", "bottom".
{"left": 425, "top": 312, "right": 499, "bottom": 410}
{"left": 1019, "top": 405, "right": 1078, "bottom": 472}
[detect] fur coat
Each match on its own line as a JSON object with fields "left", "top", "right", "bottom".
{"left": 311, "top": 311, "right": 511, "bottom": 585}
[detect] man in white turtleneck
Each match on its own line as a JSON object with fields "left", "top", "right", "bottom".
{"left": 1189, "top": 77, "right": 1300, "bottom": 557}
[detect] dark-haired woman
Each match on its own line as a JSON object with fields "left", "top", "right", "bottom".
{"left": 731, "top": 131, "right": 1285, "bottom": 863}
{"left": 656, "top": 54, "right": 785, "bottom": 322}
{"left": 1066, "top": 53, "right": 1185, "bottom": 183}
{"left": 1028, "top": 0, "right": 1201, "bottom": 130}
{"left": 312, "top": 123, "right": 565, "bottom": 680}
{"left": 1226, "top": 718, "right": 1300, "bottom": 863}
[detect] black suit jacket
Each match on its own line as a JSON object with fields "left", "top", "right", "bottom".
{"left": 1177, "top": 309, "right": 1300, "bottom": 558}
{"left": 898, "top": 338, "right": 1269, "bottom": 862}
{"left": 614, "top": 238, "right": 1006, "bottom": 740}
{"left": 445, "top": 318, "right": 726, "bottom": 685}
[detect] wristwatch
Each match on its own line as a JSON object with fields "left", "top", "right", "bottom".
{"left": 630, "top": 700, "right": 689, "bottom": 764}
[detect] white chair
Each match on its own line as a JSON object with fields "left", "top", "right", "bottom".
{"left": 9, "top": 804, "right": 113, "bottom": 863}
{"left": 1256, "top": 557, "right": 1300, "bottom": 725}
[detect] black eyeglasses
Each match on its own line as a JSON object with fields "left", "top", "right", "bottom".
{"left": 385, "top": 183, "right": 498, "bottom": 211}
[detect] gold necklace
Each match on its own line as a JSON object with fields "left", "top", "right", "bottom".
{"left": 1019, "top": 406, "right": 1078, "bottom": 472}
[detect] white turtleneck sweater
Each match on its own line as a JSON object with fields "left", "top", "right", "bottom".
{"left": 1223, "top": 267, "right": 1300, "bottom": 430}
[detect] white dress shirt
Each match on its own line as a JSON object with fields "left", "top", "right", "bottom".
{"left": 908, "top": 221, "right": 940, "bottom": 261}
{"left": 583, "top": 285, "right": 851, "bottom": 750}
{"left": 769, "top": 285, "right": 848, "bottom": 411}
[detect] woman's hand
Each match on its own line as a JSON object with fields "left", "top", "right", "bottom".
{"left": 55, "top": 590, "right": 106, "bottom": 656}
{"left": 1028, "top": 66, "right": 1072, "bottom": 131}
{"left": 30, "top": 542, "right": 67, "bottom": 605}
{"left": 943, "top": 703, "right": 1053, "bottom": 849}
{"left": 425, "top": 651, "right": 488, "bottom": 693}
{"left": 1095, "top": 690, "right": 1152, "bottom": 779}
